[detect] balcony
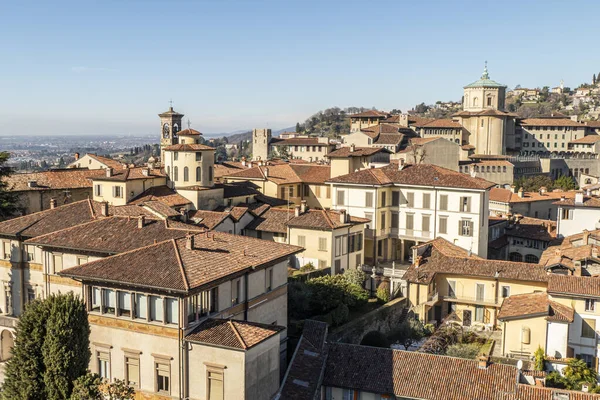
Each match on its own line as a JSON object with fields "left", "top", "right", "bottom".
{"left": 442, "top": 294, "right": 499, "bottom": 307}
{"left": 397, "top": 229, "right": 432, "bottom": 240}
{"left": 424, "top": 291, "right": 439, "bottom": 306}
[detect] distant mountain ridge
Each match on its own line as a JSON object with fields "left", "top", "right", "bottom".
{"left": 204, "top": 126, "right": 295, "bottom": 143}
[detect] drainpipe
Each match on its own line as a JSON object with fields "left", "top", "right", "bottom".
{"left": 243, "top": 271, "right": 250, "bottom": 321}
{"left": 179, "top": 300, "right": 185, "bottom": 400}
{"left": 19, "top": 240, "right": 25, "bottom": 316}
{"left": 433, "top": 188, "right": 438, "bottom": 238}
{"left": 346, "top": 226, "right": 351, "bottom": 271}
{"left": 374, "top": 189, "right": 379, "bottom": 269}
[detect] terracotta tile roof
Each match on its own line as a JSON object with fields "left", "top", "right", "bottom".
{"left": 407, "top": 116, "right": 435, "bottom": 125}
{"left": 323, "top": 343, "right": 519, "bottom": 400}
{"left": 213, "top": 162, "right": 244, "bottom": 180}
{"left": 277, "top": 320, "right": 328, "bottom": 400}
{"left": 326, "top": 147, "right": 388, "bottom": 158}
{"left": 490, "top": 188, "right": 513, "bottom": 203}
{"left": 585, "top": 121, "right": 600, "bottom": 128}
{"left": 4, "top": 169, "right": 105, "bottom": 191}
{"left": 570, "top": 134, "right": 600, "bottom": 144}
{"left": 185, "top": 318, "right": 284, "bottom": 349}
{"left": 162, "top": 143, "right": 215, "bottom": 151}
{"left": 404, "top": 238, "right": 549, "bottom": 284}
{"left": 244, "top": 208, "right": 295, "bottom": 233}
{"left": 247, "top": 202, "right": 271, "bottom": 217}
{"left": 382, "top": 115, "right": 400, "bottom": 123}
{"left": 25, "top": 216, "right": 198, "bottom": 255}
{"left": 555, "top": 195, "right": 600, "bottom": 208}
{"left": 85, "top": 154, "right": 127, "bottom": 170}
{"left": 60, "top": 232, "right": 303, "bottom": 292}
{"left": 504, "top": 217, "right": 556, "bottom": 242}
{"left": 548, "top": 275, "right": 600, "bottom": 298}
{"left": 417, "top": 118, "right": 463, "bottom": 128}
{"left": 497, "top": 292, "right": 573, "bottom": 322}
{"left": 218, "top": 182, "right": 261, "bottom": 198}
{"left": 374, "top": 133, "right": 405, "bottom": 145}
{"left": 349, "top": 110, "right": 388, "bottom": 118}
{"left": 287, "top": 210, "right": 369, "bottom": 231}
{"left": 503, "top": 190, "right": 576, "bottom": 204}
{"left": 512, "top": 383, "right": 600, "bottom": 399}
{"left": 141, "top": 201, "right": 180, "bottom": 218}
{"left": 177, "top": 128, "right": 202, "bottom": 136}
{"left": 462, "top": 144, "right": 476, "bottom": 150}
{"left": 189, "top": 210, "right": 231, "bottom": 230}
{"left": 224, "top": 164, "right": 331, "bottom": 185}
{"left": 129, "top": 185, "right": 192, "bottom": 207}
{"left": 454, "top": 109, "right": 518, "bottom": 118}
{"left": 521, "top": 118, "right": 584, "bottom": 127}
{"left": 361, "top": 123, "right": 401, "bottom": 136}
{"left": 270, "top": 137, "right": 326, "bottom": 146}
{"left": 328, "top": 163, "right": 495, "bottom": 190}
{"left": 92, "top": 167, "right": 166, "bottom": 182}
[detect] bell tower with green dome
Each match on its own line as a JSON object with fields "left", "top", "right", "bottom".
{"left": 462, "top": 62, "right": 507, "bottom": 112}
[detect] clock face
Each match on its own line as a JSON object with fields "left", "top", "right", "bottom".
{"left": 163, "top": 123, "right": 170, "bottom": 138}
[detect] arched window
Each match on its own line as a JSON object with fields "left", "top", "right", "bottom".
{"left": 486, "top": 166, "right": 491, "bottom": 173}
{"left": 503, "top": 166, "right": 507, "bottom": 173}
{"left": 509, "top": 252, "right": 523, "bottom": 262}
{"left": 473, "top": 97, "right": 479, "bottom": 107}
{"left": 183, "top": 167, "right": 189, "bottom": 182}
{"left": 173, "top": 166, "right": 179, "bottom": 181}
{"left": 524, "top": 254, "right": 539, "bottom": 264}
{"left": 492, "top": 166, "right": 496, "bottom": 173}
{"left": 196, "top": 167, "right": 202, "bottom": 182}
{"left": 585, "top": 168, "right": 590, "bottom": 174}
{"left": 208, "top": 166, "right": 213, "bottom": 182}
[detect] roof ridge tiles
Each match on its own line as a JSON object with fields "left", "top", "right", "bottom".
{"left": 228, "top": 320, "right": 248, "bottom": 350}
{"left": 172, "top": 238, "right": 190, "bottom": 291}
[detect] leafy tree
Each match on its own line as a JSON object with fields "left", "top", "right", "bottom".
{"left": 593, "top": 74, "right": 597, "bottom": 85}
{"left": 413, "top": 102, "right": 430, "bottom": 114}
{"left": 43, "top": 293, "right": 91, "bottom": 400}
{"left": 563, "top": 358, "right": 597, "bottom": 387}
{"left": 360, "top": 331, "right": 389, "bottom": 348}
{"left": 295, "top": 122, "right": 302, "bottom": 133}
{"left": 513, "top": 175, "right": 553, "bottom": 193}
{"left": 553, "top": 175, "right": 577, "bottom": 191}
{"left": 0, "top": 152, "right": 20, "bottom": 219}
{"left": 2, "top": 299, "right": 51, "bottom": 400}
{"left": 534, "top": 346, "right": 546, "bottom": 371}
{"left": 70, "top": 373, "right": 103, "bottom": 400}
{"left": 395, "top": 319, "right": 425, "bottom": 350}
{"left": 342, "top": 268, "right": 367, "bottom": 287}
{"left": 376, "top": 285, "right": 390, "bottom": 303}
{"left": 104, "top": 379, "right": 135, "bottom": 400}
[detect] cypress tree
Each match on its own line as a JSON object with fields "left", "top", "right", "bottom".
{"left": 43, "top": 293, "right": 90, "bottom": 400}
{"left": 2, "top": 299, "right": 51, "bottom": 399}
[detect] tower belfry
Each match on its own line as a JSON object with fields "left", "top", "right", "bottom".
{"left": 159, "top": 104, "right": 184, "bottom": 162}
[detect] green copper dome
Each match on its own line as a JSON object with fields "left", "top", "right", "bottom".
{"left": 464, "top": 63, "right": 506, "bottom": 88}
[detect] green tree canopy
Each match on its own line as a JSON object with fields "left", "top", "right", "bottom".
{"left": 0, "top": 152, "right": 19, "bottom": 219}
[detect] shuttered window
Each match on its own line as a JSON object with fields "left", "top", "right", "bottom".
{"left": 406, "top": 192, "right": 415, "bottom": 207}
{"left": 318, "top": 237, "right": 327, "bottom": 252}
{"left": 439, "top": 217, "right": 448, "bottom": 234}
{"left": 392, "top": 191, "right": 400, "bottom": 206}
{"left": 439, "top": 195, "right": 448, "bottom": 211}
{"left": 423, "top": 193, "right": 431, "bottom": 209}
{"left": 337, "top": 190, "right": 345, "bottom": 206}
{"left": 459, "top": 220, "right": 474, "bottom": 237}
{"left": 365, "top": 192, "right": 373, "bottom": 207}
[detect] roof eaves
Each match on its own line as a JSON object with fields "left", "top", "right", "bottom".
{"left": 172, "top": 239, "right": 190, "bottom": 291}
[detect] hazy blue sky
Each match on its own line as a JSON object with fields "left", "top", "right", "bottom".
{"left": 1, "top": 0, "right": 599, "bottom": 136}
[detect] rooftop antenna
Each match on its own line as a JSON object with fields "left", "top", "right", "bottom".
{"left": 169, "top": 99, "right": 173, "bottom": 109}
{"left": 187, "top": 119, "right": 191, "bottom": 129}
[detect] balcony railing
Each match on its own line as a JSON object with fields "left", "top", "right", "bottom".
{"left": 442, "top": 294, "right": 498, "bottom": 306}
{"left": 424, "top": 291, "right": 439, "bottom": 306}
{"left": 398, "top": 229, "right": 432, "bottom": 239}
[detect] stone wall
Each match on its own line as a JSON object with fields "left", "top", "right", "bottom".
{"left": 327, "top": 297, "right": 407, "bottom": 344}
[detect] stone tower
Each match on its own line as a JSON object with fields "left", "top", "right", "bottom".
{"left": 159, "top": 106, "right": 184, "bottom": 162}
{"left": 252, "top": 128, "right": 271, "bottom": 161}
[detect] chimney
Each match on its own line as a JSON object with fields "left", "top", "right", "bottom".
{"left": 186, "top": 233, "right": 195, "bottom": 250}
{"left": 142, "top": 168, "right": 150, "bottom": 177}
{"left": 300, "top": 200, "right": 307, "bottom": 214}
{"left": 469, "top": 165, "right": 477, "bottom": 178}
{"left": 575, "top": 191, "right": 584, "bottom": 205}
{"left": 294, "top": 205, "right": 301, "bottom": 217}
{"left": 510, "top": 185, "right": 517, "bottom": 194}
{"left": 339, "top": 209, "right": 347, "bottom": 223}
{"left": 349, "top": 144, "right": 355, "bottom": 153}
{"left": 100, "top": 201, "right": 109, "bottom": 217}
{"left": 398, "top": 158, "right": 405, "bottom": 170}
{"left": 27, "top": 180, "right": 37, "bottom": 188}
{"left": 264, "top": 167, "right": 269, "bottom": 178}
{"left": 517, "top": 187, "right": 524, "bottom": 198}
{"left": 583, "top": 229, "right": 590, "bottom": 245}
{"left": 50, "top": 198, "right": 57, "bottom": 209}
{"left": 477, "top": 355, "right": 489, "bottom": 369}
{"left": 539, "top": 186, "right": 547, "bottom": 196}
{"left": 241, "top": 158, "right": 246, "bottom": 167}
{"left": 180, "top": 208, "right": 188, "bottom": 222}
{"left": 106, "top": 168, "right": 114, "bottom": 177}
{"left": 138, "top": 216, "right": 145, "bottom": 229}
{"left": 74, "top": 152, "right": 80, "bottom": 160}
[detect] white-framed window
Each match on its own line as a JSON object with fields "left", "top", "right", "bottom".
{"left": 155, "top": 360, "right": 171, "bottom": 394}
{"left": 422, "top": 215, "right": 431, "bottom": 234}
{"left": 460, "top": 196, "right": 471, "bottom": 212}
{"left": 113, "top": 186, "right": 123, "bottom": 198}
{"left": 439, "top": 216, "right": 448, "bottom": 234}
{"left": 94, "top": 184, "right": 102, "bottom": 196}
{"left": 422, "top": 193, "right": 431, "bottom": 209}
{"left": 135, "top": 293, "right": 147, "bottom": 320}
{"left": 76, "top": 256, "right": 88, "bottom": 265}
{"left": 125, "top": 355, "right": 140, "bottom": 388}
{"left": 337, "top": 190, "right": 345, "bottom": 206}
{"left": 501, "top": 286, "right": 511, "bottom": 298}
{"left": 406, "top": 192, "right": 414, "bottom": 208}
{"left": 365, "top": 192, "right": 373, "bottom": 207}
{"left": 150, "top": 296, "right": 164, "bottom": 322}
{"left": 97, "top": 350, "right": 110, "bottom": 380}
{"left": 459, "top": 220, "right": 473, "bottom": 237}
{"left": 52, "top": 253, "right": 63, "bottom": 273}
{"left": 2, "top": 241, "right": 10, "bottom": 260}
{"left": 165, "top": 298, "right": 178, "bottom": 325}
{"left": 118, "top": 291, "right": 132, "bottom": 317}
{"left": 585, "top": 299, "right": 596, "bottom": 312}
{"left": 318, "top": 237, "right": 327, "bottom": 252}
{"left": 102, "top": 289, "right": 116, "bottom": 314}
{"left": 297, "top": 235, "right": 306, "bottom": 248}
{"left": 207, "top": 366, "right": 225, "bottom": 400}
{"left": 91, "top": 287, "right": 101, "bottom": 312}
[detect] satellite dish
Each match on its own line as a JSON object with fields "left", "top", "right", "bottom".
{"left": 516, "top": 360, "right": 523, "bottom": 370}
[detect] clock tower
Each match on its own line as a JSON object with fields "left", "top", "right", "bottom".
{"left": 159, "top": 105, "right": 184, "bottom": 162}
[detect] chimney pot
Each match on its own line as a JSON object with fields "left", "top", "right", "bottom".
{"left": 106, "top": 168, "right": 113, "bottom": 177}
{"left": 138, "top": 216, "right": 145, "bottom": 229}
{"left": 350, "top": 144, "right": 355, "bottom": 153}
{"left": 50, "top": 198, "right": 57, "bottom": 209}
{"left": 510, "top": 185, "right": 517, "bottom": 194}
{"left": 186, "top": 234, "right": 195, "bottom": 250}
{"left": 300, "top": 200, "right": 307, "bottom": 214}
{"left": 142, "top": 168, "right": 150, "bottom": 177}
{"left": 294, "top": 205, "right": 301, "bottom": 217}
{"left": 264, "top": 167, "right": 269, "bottom": 178}
{"left": 100, "top": 201, "right": 109, "bottom": 217}
{"left": 339, "top": 209, "right": 347, "bottom": 223}
{"left": 398, "top": 159, "right": 405, "bottom": 170}
{"left": 518, "top": 187, "right": 524, "bottom": 198}
{"left": 575, "top": 191, "right": 584, "bottom": 205}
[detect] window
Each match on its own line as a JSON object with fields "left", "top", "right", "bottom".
{"left": 487, "top": 97, "right": 492, "bottom": 106}
{"left": 439, "top": 217, "right": 448, "bottom": 234}
{"left": 195, "top": 152, "right": 202, "bottom": 161}
{"left": 207, "top": 367, "right": 224, "bottom": 400}
{"left": 501, "top": 286, "right": 510, "bottom": 298}
{"left": 26, "top": 246, "right": 35, "bottom": 262}
{"left": 208, "top": 166, "right": 213, "bottom": 181}
{"left": 423, "top": 193, "right": 431, "bottom": 209}
{"left": 380, "top": 212, "right": 386, "bottom": 229}
{"left": 422, "top": 215, "right": 430, "bottom": 233}
{"left": 91, "top": 287, "right": 101, "bottom": 312}
{"left": 315, "top": 185, "right": 321, "bottom": 198}
{"left": 326, "top": 186, "right": 331, "bottom": 199}
{"left": 365, "top": 192, "right": 373, "bottom": 207}
{"left": 2, "top": 242, "right": 10, "bottom": 260}
{"left": 391, "top": 212, "right": 399, "bottom": 229}
{"left": 392, "top": 191, "right": 400, "bottom": 206}
{"left": 166, "top": 298, "right": 178, "bottom": 324}
{"left": 585, "top": 299, "right": 596, "bottom": 312}
{"left": 266, "top": 268, "right": 273, "bottom": 292}
{"left": 476, "top": 284, "right": 485, "bottom": 302}
{"left": 94, "top": 184, "right": 102, "bottom": 196}
{"left": 475, "top": 306, "right": 484, "bottom": 322}
{"left": 173, "top": 166, "right": 179, "bottom": 181}
{"left": 406, "top": 214, "right": 414, "bottom": 231}
{"left": 448, "top": 281, "right": 456, "bottom": 298}
{"left": 187, "top": 288, "right": 219, "bottom": 322}
{"left": 439, "top": 195, "right": 448, "bottom": 211}
{"left": 288, "top": 186, "right": 294, "bottom": 198}
{"left": 303, "top": 185, "right": 309, "bottom": 197}
{"left": 135, "top": 293, "right": 147, "bottom": 320}
{"left": 118, "top": 291, "right": 131, "bottom": 317}
{"left": 561, "top": 208, "right": 573, "bottom": 220}
{"left": 196, "top": 166, "right": 202, "bottom": 181}
{"left": 77, "top": 256, "right": 88, "bottom": 265}
{"left": 582, "top": 318, "right": 596, "bottom": 339}
{"left": 460, "top": 220, "right": 473, "bottom": 237}
{"left": 103, "top": 289, "right": 116, "bottom": 314}
{"left": 406, "top": 192, "right": 415, "bottom": 207}
{"left": 232, "top": 279, "right": 241, "bottom": 305}
{"left": 318, "top": 260, "right": 327, "bottom": 269}
{"left": 52, "top": 254, "right": 63, "bottom": 273}
{"left": 174, "top": 152, "right": 179, "bottom": 161}
{"left": 155, "top": 361, "right": 170, "bottom": 394}
{"left": 364, "top": 212, "right": 373, "bottom": 229}
{"left": 318, "top": 237, "right": 327, "bottom": 252}
{"left": 125, "top": 355, "right": 140, "bottom": 388}
{"left": 460, "top": 196, "right": 471, "bottom": 212}
{"left": 113, "top": 186, "right": 123, "bottom": 198}
{"left": 97, "top": 351, "right": 110, "bottom": 380}
{"left": 337, "top": 190, "right": 345, "bottom": 206}
{"left": 150, "top": 296, "right": 164, "bottom": 322}
{"left": 183, "top": 167, "right": 189, "bottom": 182}
{"left": 335, "top": 236, "right": 342, "bottom": 257}
{"left": 342, "top": 389, "right": 359, "bottom": 400}
{"left": 381, "top": 192, "right": 386, "bottom": 207}
{"left": 297, "top": 235, "right": 306, "bottom": 248}
{"left": 578, "top": 353, "right": 596, "bottom": 369}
